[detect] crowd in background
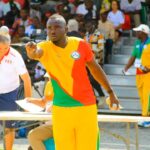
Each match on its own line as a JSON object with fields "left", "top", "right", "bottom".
{"left": 0, "top": 0, "right": 149, "bottom": 42}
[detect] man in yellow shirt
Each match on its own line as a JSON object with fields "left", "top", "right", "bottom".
{"left": 25, "top": 14, "right": 119, "bottom": 150}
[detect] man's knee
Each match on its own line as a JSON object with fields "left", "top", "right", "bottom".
{"left": 28, "top": 130, "right": 37, "bottom": 142}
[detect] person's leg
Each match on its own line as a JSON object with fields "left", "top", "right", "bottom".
{"left": 28, "top": 124, "right": 53, "bottom": 150}
{"left": 142, "top": 73, "right": 150, "bottom": 116}
{"left": 133, "top": 14, "right": 141, "bottom": 27}
{"left": 136, "top": 75, "right": 143, "bottom": 109}
{"left": 0, "top": 88, "right": 18, "bottom": 150}
{"left": 5, "top": 128, "right": 15, "bottom": 150}
{"left": 104, "top": 39, "right": 113, "bottom": 63}
{"left": 52, "top": 106, "right": 76, "bottom": 150}
{"left": 75, "top": 105, "right": 99, "bottom": 150}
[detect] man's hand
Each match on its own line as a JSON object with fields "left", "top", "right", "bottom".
{"left": 141, "top": 66, "right": 150, "bottom": 73}
{"left": 26, "top": 41, "right": 37, "bottom": 53}
{"left": 109, "top": 92, "right": 120, "bottom": 110}
{"left": 25, "top": 42, "right": 43, "bottom": 59}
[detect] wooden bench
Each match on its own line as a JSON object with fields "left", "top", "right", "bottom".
{"left": 0, "top": 111, "right": 150, "bottom": 150}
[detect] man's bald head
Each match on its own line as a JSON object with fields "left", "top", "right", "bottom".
{"left": 47, "top": 14, "right": 67, "bottom": 27}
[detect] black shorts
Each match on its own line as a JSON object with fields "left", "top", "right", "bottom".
{"left": 0, "top": 88, "right": 18, "bottom": 128}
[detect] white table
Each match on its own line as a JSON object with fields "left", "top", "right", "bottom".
{"left": 1, "top": 111, "right": 150, "bottom": 150}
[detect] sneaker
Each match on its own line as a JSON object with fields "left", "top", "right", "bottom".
{"left": 122, "top": 69, "right": 131, "bottom": 75}
{"left": 138, "top": 121, "right": 150, "bottom": 127}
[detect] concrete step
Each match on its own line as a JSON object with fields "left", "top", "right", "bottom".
{"left": 103, "top": 86, "right": 139, "bottom": 99}
{"left": 109, "top": 54, "right": 130, "bottom": 65}
{"left": 120, "top": 45, "right": 134, "bottom": 55}
{"left": 107, "top": 75, "right": 136, "bottom": 87}
{"left": 103, "top": 64, "right": 136, "bottom": 75}
{"left": 121, "top": 37, "right": 136, "bottom": 45}
{"left": 100, "top": 98, "right": 141, "bottom": 111}
{"left": 119, "top": 98, "right": 141, "bottom": 110}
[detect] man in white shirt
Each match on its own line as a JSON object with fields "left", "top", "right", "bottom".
{"left": 0, "top": 26, "right": 32, "bottom": 150}
{"left": 120, "top": 0, "right": 142, "bottom": 26}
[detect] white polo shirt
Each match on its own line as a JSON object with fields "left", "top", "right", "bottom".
{"left": 107, "top": 10, "right": 125, "bottom": 28}
{"left": 120, "top": 0, "right": 141, "bottom": 12}
{"left": 0, "top": 47, "right": 27, "bottom": 94}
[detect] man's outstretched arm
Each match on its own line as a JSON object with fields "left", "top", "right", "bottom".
{"left": 25, "top": 42, "right": 43, "bottom": 60}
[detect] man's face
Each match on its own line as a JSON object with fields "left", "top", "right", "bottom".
{"left": 85, "top": 1, "right": 93, "bottom": 10}
{"left": 47, "top": 18, "right": 67, "bottom": 42}
{"left": 136, "top": 31, "right": 144, "bottom": 39}
{"left": 0, "top": 43, "right": 9, "bottom": 58}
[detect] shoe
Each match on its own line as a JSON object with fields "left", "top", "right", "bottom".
{"left": 122, "top": 69, "right": 131, "bottom": 75}
{"left": 138, "top": 121, "right": 150, "bottom": 127}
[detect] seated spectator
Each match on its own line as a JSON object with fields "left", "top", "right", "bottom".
{"left": 67, "top": 19, "right": 82, "bottom": 38}
{"left": 12, "top": 9, "right": 32, "bottom": 36}
{"left": 12, "top": 25, "right": 28, "bottom": 43}
{"left": 76, "top": 0, "right": 97, "bottom": 16}
{"left": 34, "top": 62, "right": 46, "bottom": 82}
{"left": 107, "top": 0, "right": 124, "bottom": 42}
{"left": 84, "top": 0, "right": 98, "bottom": 21}
{"left": 98, "top": 11, "right": 115, "bottom": 63}
{"left": 84, "top": 21, "right": 104, "bottom": 65}
{"left": 0, "top": 1, "right": 4, "bottom": 18}
{"left": 100, "top": 0, "right": 111, "bottom": 13}
{"left": 120, "top": 0, "right": 141, "bottom": 27}
{"left": 56, "top": 2, "right": 72, "bottom": 22}
{"left": 27, "top": 75, "right": 54, "bottom": 150}
{"left": 26, "top": 16, "right": 44, "bottom": 37}
{"left": 84, "top": 21, "right": 105, "bottom": 103}
{"left": 30, "top": 0, "right": 42, "bottom": 21}
{"left": 3, "top": 0, "right": 20, "bottom": 28}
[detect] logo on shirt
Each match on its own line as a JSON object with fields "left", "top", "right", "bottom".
{"left": 5, "top": 59, "right": 12, "bottom": 64}
{"left": 71, "top": 51, "right": 80, "bottom": 60}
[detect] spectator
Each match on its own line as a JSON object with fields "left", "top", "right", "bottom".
{"left": 12, "top": 9, "right": 32, "bottom": 35}
{"left": 84, "top": 21, "right": 104, "bottom": 65}
{"left": 100, "top": 0, "right": 111, "bottom": 13}
{"left": 84, "top": 21, "right": 105, "bottom": 103}
{"left": 67, "top": 19, "right": 82, "bottom": 38}
{"left": 34, "top": 62, "right": 45, "bottom": 82}
{"left": 30, "top": 0, "right": 42, "bottom": 21}
{"left": 3, "top": 0, "right": 20, "bottom": 28}
{"left": 56, "top": 2, "right": 72, "bottom": 22}
{"left": 98, "top": 11, "right": 115, "bottom": 63}
{"left": 107, "top": 0, "right": 124, "bottom": 42}
{"left": 12, "top": 25, "right": 28, "bottom": 43}
{"left": 84, "top": 0, "right": 98, "bottom": 21}
{"left": 124, "top": 24, "right": 150, "bottom": 127}
{"left": 0, "top": 0, "right": 5, "bottom": 18}
{"left": 0, "top": 26, "right": 32, "bottom": 150}
{"left": 26, "top": 16, "right": 44, "bottom": 37}
{"left": 76, "top": 0, "right": 97, "bottom": 16}
{"left": 120, "top": 0, "right": 141, "bottom": 27}
{"left": 27, "top": 75, "right": 54, "bottom": 150}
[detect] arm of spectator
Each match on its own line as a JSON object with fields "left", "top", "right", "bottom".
{"left": 124, "top": 56, "right": 135, "bottom": 72}
{"left": 20, "top": 72, "right": 32, "bottom": 97}
{"left": 26, "top": 97, "right": 46, "bottom": 108}
{"left": 25, "top": 42, "right": 43, "bottom": 60}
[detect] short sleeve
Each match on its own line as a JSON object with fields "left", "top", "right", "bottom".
{"left": 131, "top": 41, "right": 139, "bottom": 57}
{"left": 83, "top": 41, "right": 94, "bottom": 62}
{"left": 119, "top": 11, "right": 125, "bottom": 24}
{"left": 14, "top": 52, "right": 27, "bottom": 75}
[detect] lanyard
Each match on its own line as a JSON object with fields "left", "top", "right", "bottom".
{"left": 139, "top": 37, "right": 148, "bottom": 54}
